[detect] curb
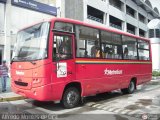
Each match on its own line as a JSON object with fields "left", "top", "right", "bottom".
{"left": 152, "top": 76, "right": 160, "bottom": 80}
{"left": 0, "top": 95, "right": 26, "bottom": 102}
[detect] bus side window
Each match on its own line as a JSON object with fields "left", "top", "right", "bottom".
{"left": 76, "top": 25, "right": 100, "bottom": 58}
{"left": 53, "top": 35, "right": 72, "bottom": 60}
{"left": 124, "top": 47, "right": 129, "bottom": 59}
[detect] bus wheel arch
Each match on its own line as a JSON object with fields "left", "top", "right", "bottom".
{"left": 61, "top": 82, "right": 82, "bottom": 109}
{"left": 131, "top": 77, "right": 137, "bottom": 90}
{"left": 121, "top": 77, "right": 137, "bottom": 94}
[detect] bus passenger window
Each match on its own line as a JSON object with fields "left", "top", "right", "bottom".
{"left": 124, "top": 47, "right": 129, "bottom": 59}
{"left": 91, "top": 41, "right": 100, "bottom": 57}
{"left": 53, "top": 35, "right": 72, "bottom": 60}
{"left": 76, "top": 25, "right": 100, "bottom": 58}
{"left": 122, "top": 36, "right": 138, "bottom": 60}
{"left": 138, "top": 40, "right": 150, "bottom": 60}
{"left": 84, "top": 51, "right": 89, "bottom": 57}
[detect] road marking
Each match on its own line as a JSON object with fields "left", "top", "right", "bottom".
{"left": 86, "top": 102, "right": 146, "bottom": 119}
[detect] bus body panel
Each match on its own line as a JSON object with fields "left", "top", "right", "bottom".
{"left": 75, "top": 58, "right": 152, "bottom": 96}
{"left": 11, "top": 60, "right": 54, "bottom": 101}
{"left": 11, "top": 17, "right": 152, "bottom": 102}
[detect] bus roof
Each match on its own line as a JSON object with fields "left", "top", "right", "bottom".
{"left": 51, "top": 17, "right": 150, "bottom": 42}
{"left": 19, "top": 17, "right": 150, "bottom": 42}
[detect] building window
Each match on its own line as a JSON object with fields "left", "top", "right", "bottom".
{"left": 109, "top": 16, "right": 123, "bottom": 30}
{"left": 139, "top": 29, "right": 146, "bottom": 37}
{"left": 149, "top": 29, "right": 154, "bottom": 38}
{"left": 126, "top": 5, "right": 136, "bottom": 18}
{"left": 87, "top": 6, "right": 104, "bottom": 23}
{"left": 138, "top": 13, "right": 146, "bottom": 23}
{"left": 109, "top": 0, "right": 124, "bottom": 11}
{"left": 127, "top": 23, "right": 136, "bottom": 35}
{"left": 155, "top": 29, "right": 160, "bottom": 38}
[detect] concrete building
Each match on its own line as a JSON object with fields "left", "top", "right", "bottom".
{"left": 0, "top": 0, "right": 57, "bottom": 64}
{"left": 59, "top": 0, "right": 160, "bottom": 71}
{"left": 148, "top": 19, "right": 160, "bottom": 71}
{"left": 1, "top": 0, "right": 160, "bottom": 71}
{"left": 60, "top": 0, "right": 159, "bottom": 37}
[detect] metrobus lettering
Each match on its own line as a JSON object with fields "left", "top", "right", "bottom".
{"left": 104, "top": 69, "right": 123, "bottom": 75}
{"left": 16, "top": 71, "right": 24, "bottom": 75}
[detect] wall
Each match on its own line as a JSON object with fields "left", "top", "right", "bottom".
{"left": 0, "top": 0, "right": 57, "bottom": 62}
{"left": 64, "top": 0, "right": 84, "bottom": 21}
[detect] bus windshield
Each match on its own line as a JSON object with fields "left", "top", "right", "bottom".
{"left": 12, "top": 22, "right": 50, "bottom": 61}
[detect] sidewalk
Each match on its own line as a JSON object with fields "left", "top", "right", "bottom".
{"left": 0, "top": 77, "right": 11, "bottom": 93}
{"left": 0, "top": 78, "right": 26, "bottom": 102}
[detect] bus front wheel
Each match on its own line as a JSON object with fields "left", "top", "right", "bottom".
{"left": 121, "top": 80, "right": 135, "bottom": 94}
{"left": 61, "top": 87, "right": 80, "bottom": 109}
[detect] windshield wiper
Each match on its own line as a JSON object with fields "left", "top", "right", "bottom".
{"left": 11, "top": 56, "right": 36, "bottom": 65}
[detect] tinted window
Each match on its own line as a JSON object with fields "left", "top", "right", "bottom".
{"left": 101, "top": 31, "right": 122, "bottom": 59}
{"left": 138, "top": 40, "right": 149, "bottom": 49}
{"left": 138, "top": 49, "right": 150, "bottom": 60}
{"left": 54, "top": 22, "right": 74, "bottom": 32}
{"left": 122, "top": 36, "right": 138, "bottom": 60}
{"left": 138, "top": 40, "right": 150, "bottom": 60}
{"left": 53, "top": 35, "right": 72, "bottom": 60}
{"left": 156, "top": 29, "right": 160, "bottom": 38}
{"left": 149, "top": 29, "right": 154, "bottom": 38}
{"left": 76, "top": 25, "right": 100, "bottom": 58}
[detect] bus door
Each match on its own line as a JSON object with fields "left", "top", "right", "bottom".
{"left": 52, "top": 33, "right": 76, "bottom": 91}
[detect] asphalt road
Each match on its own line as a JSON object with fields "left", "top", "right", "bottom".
{"left": 0, "top": 79, "right": 160, "bottom": 120}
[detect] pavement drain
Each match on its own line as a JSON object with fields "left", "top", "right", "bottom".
{"left": 135, "top": 99, "right": 152, "bottom": 106}
{"left": 125, "top": 104, "right": 142, "bottom": 111}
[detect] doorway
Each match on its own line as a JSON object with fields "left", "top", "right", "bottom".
{"left": 0, "top": 50, "right": 2, "bottom": 65}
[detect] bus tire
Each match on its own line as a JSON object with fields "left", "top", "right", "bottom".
{"left": 61, "top": 87, "right": 80, "bottom": 109}
{"left": 121, "top": 80, "right": 135, "bottom": 94}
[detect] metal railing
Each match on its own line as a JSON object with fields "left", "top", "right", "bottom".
{"left": 87, "top": 15, "right": 103, "bottom": 23}
{"left": 127, "top": 30, "right": 135, "bottom": 34}
{"left": 110, "top": 23, "right": 122, "bottom": 30}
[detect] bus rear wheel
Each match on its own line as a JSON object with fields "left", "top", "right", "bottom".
{"left": 61, "top": 87, "right": 80, "bottom": 109}
{"left": 121, "top": 80, "right": 135, "bottom": 94}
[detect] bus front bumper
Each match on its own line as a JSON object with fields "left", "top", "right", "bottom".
{"left": 11, "top": 84, "right": 53, "bottom": 101}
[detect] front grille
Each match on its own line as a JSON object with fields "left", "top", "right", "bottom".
{"left": 15, "top": 81, "right": 28, "bottom": 87}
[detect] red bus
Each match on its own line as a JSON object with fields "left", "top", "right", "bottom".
{"left": 11, "top": 17, "right": 152, "bottom": 108}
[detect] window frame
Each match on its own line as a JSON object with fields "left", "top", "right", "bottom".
{"left": 122, "top": 35, "right": 138, "bottom": 60}
{"left": 52, "top": 32, "right": 74, "bottom": 61}
{"left": 53, "top": 21, "right": 151, "bottom": 61}
{"left": 137, "top": 40, "right": 150, "bottom": 61}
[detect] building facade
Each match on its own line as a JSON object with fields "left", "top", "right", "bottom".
{"left": 60, "top": 0, "right": 160, "bottom": 71}
{"left": 61, "top": 0, "right": 159, "bottom": 37}
{"left": 1, "top": 0, "right": 160, "bottom": 71}
{"left": 148, "top": 19, "right": 160, "bottom": 71}
{"left": 0, "top": 0, "right": 57, "bottom": 64}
